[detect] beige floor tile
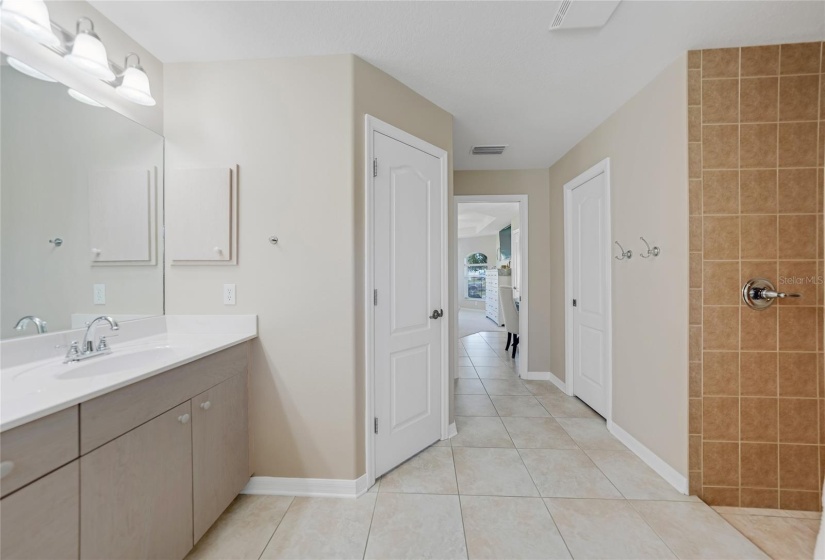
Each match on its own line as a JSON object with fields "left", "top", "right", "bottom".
{"left": 475, "top": 366, "right": 518, "bottom": 379}
{"left": 501, "top": 417, "right": 578, "bottom": 450}
{"left": 585, "top": 449, "right": 694, "bottom": 501}
{"left": 460, "top": 496, "right": 571, "bottom": 559}
{"left": 260, "top": 494, "right": 376, "bottom": 560}
{"left": 555, "top": 417, "right": 626, "bottom": 451}
{"left": 480, "top": 332, "right": 509, "bottom": 341}
{"left": 456, "top": 394, "right": 498, "bottom": 416}
{"left": 452, "top": 416, "right": 514, "bottom": 448}
{"left": 520, "top": 448, "right": 623, "bottom": 499}
{"left": 431, "top": 437, "right": 452, "bottom": 447}
{"left": 364, "top": 493, "right": 467, "bottom": 560}
{"left": 368, "top": 479, "right": 381, "bottom": 492}
{"left": 459, "top": 356, "right": 473, "bottom": 367}
{"left": 379, "top": 446, "right": 458, "bottom": 495}
{"left": 536, "top": 393, "right": 599, "bottom": 418}
{"left": 185, "top": 495, "right": 293, "bottom": 560}
{"left": 481, "top": 378, "right": 531, "bottom": 396}
{"left": 722, "top": 513, "right": 816, "bottom": 560}
{"left": 491, "top": 395, "right": 550, "bottom": 417}
{"left": 631, "top": 501, "right": 769, "bottom": 559}
{"left": 458, "top": 366, "right": 479, "bottom": 379}
{"left": 713, "top": 506, "right": 822, "bottom": 520}
{"left": 545, "top": 498, "right": 675, "bottom": 559}
{"left": 456, "top": 378, "right": 487, "bottom": 395}
{"left": 453, "top": 447, "right": 539, "bottom": 497}
{"left": 471, "top": 356, "right": 510, "bottom": 368}
{"left": 522, "top": 380, "right": 564, "bottom": 396}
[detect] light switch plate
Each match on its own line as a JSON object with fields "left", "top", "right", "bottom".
{"left": 223, "top": 284, "right": 236, "bottom": 305}
{"left": 93, "top": 284, "right": 106, "bottom": 305}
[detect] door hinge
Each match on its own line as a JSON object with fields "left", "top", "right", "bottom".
{"left": 373, "top": 158, "right": 378, "bottom": 178}
{"left": 374, "top": 289, "right": 378, "bottom": 306}
{"left": 572, "top": 299, "right": 577, "bottom": 307}
{"left": 374, "top": 417, "right": 378, "bottom": 434}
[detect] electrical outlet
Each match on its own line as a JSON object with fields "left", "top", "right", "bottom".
{"left": 223, "top": 284, "right": 236, "bottom": 305}
{"left": 93, "top": 284, "right": 106, "bottom": 305}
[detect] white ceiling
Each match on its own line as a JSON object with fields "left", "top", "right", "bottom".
{"left": 458, "top": 202, "right": 519, "bottom": 239}
{"left": 91, "top": 1, "right": 825, "bottom": 170}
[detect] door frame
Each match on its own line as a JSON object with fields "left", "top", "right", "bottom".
{"left": 563, "top": 157, "right": 613, "bottom": 428}
{"left": 364, "top": 115, "right": 450, "bottom": 489}
{"left": 454, "top": 194, "right": 529, "bottom": 378}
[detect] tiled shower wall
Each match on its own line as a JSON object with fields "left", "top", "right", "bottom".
{"left": 688, "top": 42, "right": 825, "bottom": 510}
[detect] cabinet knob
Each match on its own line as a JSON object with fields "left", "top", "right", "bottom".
{"left": 200, "top": 401, "right": 211, "bottom": 410}
{"left": 178, "top": 413, "right": 190, "bottom": 424}
{"left": 213, "top": 246, "right": 222, "bottom": 255}
{"left": 0, "top": 461, "right": 14, "bottom": 479}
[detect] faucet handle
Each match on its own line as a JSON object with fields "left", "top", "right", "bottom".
{"left": 96, "top": 334, "right": 118, "bottom": 352}
{"left": 63, "top": 341, "right": 81, "bottom": 362}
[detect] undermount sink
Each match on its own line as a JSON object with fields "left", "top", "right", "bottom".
{"left": 13, "top": 345, "right": 183, "bottom": 380}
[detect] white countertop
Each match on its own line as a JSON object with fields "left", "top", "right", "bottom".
{"left": 0, "top": 315, "right": 257, "bottom": 432}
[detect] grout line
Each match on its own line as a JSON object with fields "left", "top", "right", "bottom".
{"left": 256, "top": 495, "right": 296, "bottom": 560}
{"left": 360, "top": 483, "right": 380, "bottom": 560}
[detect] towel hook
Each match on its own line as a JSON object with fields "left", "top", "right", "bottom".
{"left": 614, "top": 241, "right": 632, "bottom": 261}
{"left": 639, "top": 237, "right": 660, "bottom": 258}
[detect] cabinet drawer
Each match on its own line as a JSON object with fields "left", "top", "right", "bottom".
{"left": 0, "top": 406, "right": 79, "bottom": 498}
{"left": 1, "top": 460, "right": 79, "bottom": 560}
{"left": 80, "top": 343, "right": 248, "bottom": 454}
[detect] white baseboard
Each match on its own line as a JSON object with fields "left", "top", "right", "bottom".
{"left": 522, "top": 371, "right": 569, "bottom": 394}
{"left": 609, "top": 423, "right": 688, "bottom": 495}
{"left": 447, "top": 422, "right": 457, "bottom": 439}
{"left": 242, "top": 473, "right": 369, "bottom": 498}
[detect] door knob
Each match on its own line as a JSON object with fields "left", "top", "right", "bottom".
{"left": 178, "top": 413, "right": 190, "bottom": 424}
{"left": 429, "top": 309, "right": 443, "bottom": 320}
{"left": 200, "top": 401, "right": 211, "bottom": 410}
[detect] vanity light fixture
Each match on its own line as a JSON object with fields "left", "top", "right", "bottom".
{"left": 115, "top": 53, "right": 156, "bottom": 106}
{"left": 67, "top": 88, "right": 104, "bottom": 108}
{"left": 7, "top": 56, "right": 56, "bottom": 82}
{"left": 64, "top": 17, "right": 115, "bottom": 82}
{"left": 0, "top": 0, "right": 60, "bottom": 47}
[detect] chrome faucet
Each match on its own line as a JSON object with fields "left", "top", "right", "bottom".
{"left": 64, "top": 316, "right": 119, "bottom": 363}
{"left": 14, "top": 316, "right": 48, "bottom": 334}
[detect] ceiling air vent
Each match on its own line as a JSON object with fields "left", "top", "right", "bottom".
{"left": 471, "top": 145, "right": 508, "bottom": 155}
{"left": 550, "top": 0, "right": 621, "bottom": 30}
{"left": 550, "top": 0, "right": 573, "bottom": 29}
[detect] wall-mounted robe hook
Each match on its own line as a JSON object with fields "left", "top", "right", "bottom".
{"left": 639, "top": 237, "right": 660, "bottom": 258}
{"left": 614, "top": 241, "right": 632, "bottom": 261}
{"left": 49, "top": 237, "right": 63, "bottom": 247}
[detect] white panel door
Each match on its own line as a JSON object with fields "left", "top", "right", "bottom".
{"left": 374, "top": 131, "right": 443, "bottom": 477}
{"left": 570, "top": 172, "right": 609, "bottom": 417}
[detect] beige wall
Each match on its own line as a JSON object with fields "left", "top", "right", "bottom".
{"left": 1, "top": 1, "right": 164, "bottom": 134}
{"left": 352, "top": 56, "right": 454, "bottom": 468}
{"left": 164, "top": 55, "right": 358, "bottom": 479}
{"left": 455, "top": 169, "right": 551, "bottom": 374}
{"left": 165, "top": 54, "right": 452, "bottom": 480}
{"left": 547, "top": 55, "right": 689, "bottom": 475}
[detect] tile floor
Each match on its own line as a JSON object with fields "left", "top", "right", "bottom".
{"left": 187, "top": 332, "right": 820, "bottom": 560}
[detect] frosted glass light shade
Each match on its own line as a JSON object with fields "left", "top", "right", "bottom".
{"left": 0, "top": 0, "right": 60, "bottom": 47}
{"left": 116, "top": 65, "right": 156, "bottom": 106}
{"left": 67, "top": 88, "right": 104, "bottom": 107}
{"left": 7, "top": 56, "right": 57, "bottom": 82}
{"left": 64, "top": 29, "right": 115, "bottom": 81}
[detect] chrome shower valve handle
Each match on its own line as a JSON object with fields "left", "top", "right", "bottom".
{"left": 742, "top": 278, "right": 801, "bottom": 310}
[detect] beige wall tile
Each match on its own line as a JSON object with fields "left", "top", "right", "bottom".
{"left": 780, "top": 489, "right": 821, "bottom": 511}
{"left": 703, "top": 261, "right": 740, "bottom": 305}
{"left": 741, "top": 306, "right": 777, "bottom": 351}
{"left": 741, "top": 169, "right": 778, "bottom": 214}
{"left": 740, "top": 352, "right": 778, "bottom": 397}
{"left": 780, "top": 42, "right": 821, "bottom": 75}
{"left": 703, "top": 397, "right": 740, "bottom": 441}
{"left": 780, "top": 74, "right": 820, "bottom": 121}
{"left": 704, "top": 216, "right": 740, "bottom": 260}
{"left": 779, "top": 122, "right": 818, "bottom": 168}
{"left": 690, "top": 435, "right": 702, "bottom": 471}
{"left": 741, "top": 397, "right": 778, "bottom": 442}
{"left": 741, "top": 123, "right": 778, "bottom": 168}
{"left": 689, "top": 179, "right": 703, "bottom": 215}
{"left": 704, "top": 352, "right": 739, "bottom": 396}
{"left": 703, "top": 441, "right": 740, "bottom": 486}
{"left": 703, "top": 125, "right": 739, "bottom": 168}
{"left": 741, "top": 45, "right": 780, "bottom": 77}
{"left": 779, "top": 444, "right": 820, "bottom": 490}
{"left": 690, "top": 289, "right": 702, "bottom": 325}
{"left": 702, "top": 486, "right": 741, "bottom": 506}
{"left": 688, "top": 69, "right": 701, "bottom": 106}
{"left": 690, "top": 397, "right": 703, "bottom": 435}
{"left": 703, "top": 306, "right": 740, "bottom": 350}
{"left": 740, "top": 488, "right": 779, "bottom": 509}
{"left": 741, "top": 215, "right": 777, "bottom": 260}
{"left": 741, "top": 443, "right": 779, "bottom": 488}
{"left": 688, "top": 105, "right": 701, "bottom": 142}
{"left": 779, "top": 169, "right": 818, "bottom": 214}
{"left": 690, "top": 362, "right": 702, "bottom": 398}
{"left": 688, "top": 50, "right": 702, "bottom": 70}
{"left": 704, "top": 48, "right": 740, "bottom": 78}
{"left": 779, "top": 352, "right": 818, "bottom": 397}
{"left": 777, "top": 261, "right": 817, "bottom": 306}
{"left": 702, "top": 79, "right": 739, "bottom": 123}
{"left": 779, "top": 398, "right": 818, "bottom": 444}
{"left": 779, "top": 307, "right": 819, "bottom": 351}
{"left": 741, "top": 77, "right": 778, "bottom": 123}
{"left": 778, "top": 214, "right": 818, "bottom": 259}
{"left": 689, "top": 141, "right": 702, "bottom": 178}
{"left": 703, "top": 170, "right": 739, "bottom": 214}
{"left": 690, "top": 252, "right": 703, "bottom": 288}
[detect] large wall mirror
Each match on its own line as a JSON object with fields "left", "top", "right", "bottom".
{"left": 1, "top": 55, "right": 164, "bottom": 339}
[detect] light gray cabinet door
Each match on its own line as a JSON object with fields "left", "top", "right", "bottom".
{"left": 192, "top": 373, "right": 249, "bottom": 543}
{"left": 81, "top": 402, "right": 193, "bottom": 560}
{"left": 0, "top": 460, "right": 79, "bottom": 560}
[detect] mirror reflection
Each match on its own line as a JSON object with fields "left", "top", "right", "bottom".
{"left": 1, "top": 55, "right": 164, "bottom": 338}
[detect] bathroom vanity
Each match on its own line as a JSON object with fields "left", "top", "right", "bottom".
{"left": 0, "top": 315, "right": 257, "bottom": 560}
